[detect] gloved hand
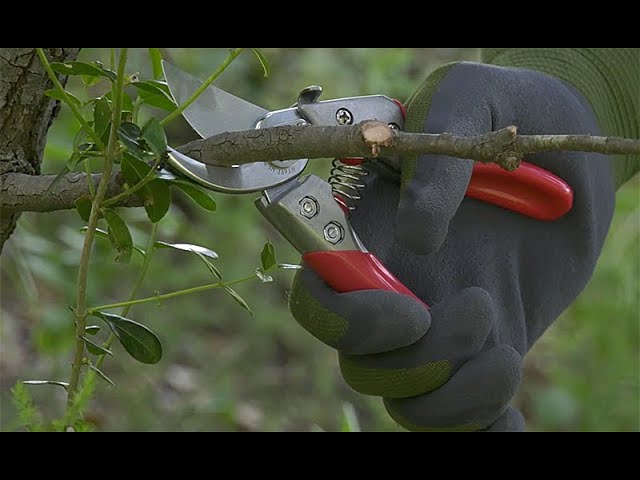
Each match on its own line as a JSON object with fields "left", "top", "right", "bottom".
{"left": 289, "top": 61, "right": 617, "bottom": 431}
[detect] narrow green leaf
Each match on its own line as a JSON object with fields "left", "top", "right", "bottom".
{"left": 75, "top": 196, "right": 93, "bottom": 222}
{"left": 255, "top": 268, "right": 273, "bottom": 283}
{"left": 45, "top": 88, "right": 82, "bottom": 108}
{"left": 50, "top": 61, "right": 117, "bottom": 81}
{"left": 82, "top": 336, "right": 113, "bottom": 357}
{"left": 85, "top": 325, "right": 101, "bottom": 335}
{"left": 277, "top": 263, "right": 304, "bottom": 271}
{"left": 22, "top": 380, "right": 69, "bottom": 391}
{"left": 67, "top": 152, "right": 83, "bottom": 170}
{"left": 251, "top": 49, "right": 271, "bottom": 78}
{"left": 261, "top": 241, "right": 277, "bottom": 272}
{"left": 148, "top": 49, "right": 164, "bottom": 80}
{"left": 171, "top": 181, "right": 217, "bottom": 212}
{"left": 93, "top": 312, "right": 163, "bottom": 365}
{"left": 193, "top": 251, "right": 223, "bottom": 280}
{"left": 103, "top": 208, "right": 133, "bottom": 263}
{"left": 144, "top": 179, "right": 171, "bottom": 223}
{"left": 225, "top": 286, "right": 252, "bottom": 316}
{"left": 155, "top": 241, "right": 218, "bottom": 259}
{"left": 141, "top": 117, "right": 167, "bottom": 157}
{"left": 89, "top": 364, "right": 116, "bottom": 387}
{"left": 132, "top": 81, "right": 177, "bottom": 112}
{"left": 93, "top": 97, "right": 111, "bottom": 138}
{"left": 83, "top": 227, "right": 146, "bottom": 256}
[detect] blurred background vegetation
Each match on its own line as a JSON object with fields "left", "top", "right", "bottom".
{"left": 1, "top": 48, "right": 638, "bottom": 432}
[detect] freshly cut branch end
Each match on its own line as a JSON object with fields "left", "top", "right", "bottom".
{"left": 361, "top": 121, "right": 395, "bottom": 157}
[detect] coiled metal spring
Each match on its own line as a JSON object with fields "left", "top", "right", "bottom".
{"left": 329, "top": 159, "right": 368, "bottom": 215}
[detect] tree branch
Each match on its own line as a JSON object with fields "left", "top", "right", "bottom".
{"left": 2, "top": 122, "right": 638, "bottom": 215}
{"left": 178, "top": 122, "right": 640, "bottom": 171}
{"left": 0, "top": 172, "right": 142, "bottom": 214}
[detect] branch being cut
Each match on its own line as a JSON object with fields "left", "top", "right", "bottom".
{"left": 178, "top": 121, "right": 640, "bottom": 171}
{"left": 1, "top": 121, "right": 638, "bottom": 214}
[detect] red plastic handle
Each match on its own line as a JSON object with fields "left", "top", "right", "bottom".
{"left": 304, "top": 251, "right": 428, "bottom": 307}
{"left": 468, "top": 162, "right": 573, "bottom": 221}
{"left": 390, "top": 98, "right": 573, "bottom": 221}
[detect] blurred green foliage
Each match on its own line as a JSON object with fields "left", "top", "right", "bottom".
{"left": 1, "top": 48, "right": 638, "bottom": 431}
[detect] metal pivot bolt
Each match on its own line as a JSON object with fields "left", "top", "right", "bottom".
{"left": 324, "top": 222, "right": 344, "bottom": 244}
{"left": 336, "top": 108, "right": 353, "bottom": 126}
{"left": 299, "top": 197, "right": 319, "bottom": 219}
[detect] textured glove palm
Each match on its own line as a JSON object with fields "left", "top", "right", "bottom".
{"left": 289, "top": 62, "right": 616, "bottom": 431}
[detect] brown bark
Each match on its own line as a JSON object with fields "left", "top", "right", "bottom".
{"left": 0, "top": 48, "right": 80, "bottom": 252}
{"left": 178, "top": 122, "right": 640, "bottom": 170}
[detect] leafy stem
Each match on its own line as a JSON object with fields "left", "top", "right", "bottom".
{"left": 66, "top": 49, "right": 129, "bottom": 420}
{"left": 160, "top": 48, "right": 245, "bottom": 126}
{"left": 89, "top": 274, "right": 259, "bottom": 313}
{"left": 35, "top": 49, "right": 105, "bottom": 150}
{"left": 94, "top": 222, "right": 160, "bottom": 370}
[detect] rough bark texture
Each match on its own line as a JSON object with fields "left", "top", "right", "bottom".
{"left": 0, "top": 47, "right": 80, "bottom": 252}
{"left": 1, "top": 172, "right": 142, "bottom": 213}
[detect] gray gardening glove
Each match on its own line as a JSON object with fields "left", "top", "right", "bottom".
{"left": 289, "top": 62, "right": 617, "bottom": 431}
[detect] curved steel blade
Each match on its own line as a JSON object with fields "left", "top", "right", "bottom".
{"left": 162, "top": 60, "right": 268, "bottom": 138}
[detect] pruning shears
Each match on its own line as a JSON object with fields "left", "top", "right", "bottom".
{"left": 161, "top": 62, "right": 573, "bottom": 305}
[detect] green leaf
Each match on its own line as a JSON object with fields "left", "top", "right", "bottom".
{"left": 82, "top": 336, "right": 113, "bottom": 357}
{"left": 81, "top": 74, "right": 102, "bottom": 87}
{"left": 171, "top": 180, "right": 217, "bottom": 212}
{"left": 225, "top": 286, "right": 252, "bottom": 316}
{"left": 50, "top": 61, "right": 117, "bottom": 81}
{"left": 93, "top": 97, "right": 111, "bottom": 138}
{"left": 44, "top": 88, "right": 82, "bottom": 108}
{"left": 255, "top": 268, "right": 273, "bottom": 283}
{"left": 103, "top": 208, "right": 133, "bottom": 263}
{"left": 193, "top": 251, "right": 222, "bottom": 280}
{"left": 75, "top": 196, "right": 93, "bottom": 222}
{"left": 251, "top": 49, "right": 271, "bottom": 78}
{"left": 22, "top": 380, "right": 69, "bottom": 391}
{"left": 141, "top": 117, "right": 167, "bottom": 157}
{"left": 120, "top": 154, "right": 171, "bottom": 223}
{"left": 261, "top": 241, "right": 277, "bottom": 272}
{"left": 277, "top": 263, "right": 303, "bottom": 271}
{"left": 144, "top": 179, "right": 171, "bottom": 223}
{"left": 106, "top": 90, "right": 134, "bottom": 112}
{"left": 155, "top": 241, "right": 218, "bottom": 259}
{"left": 84, "top": 227, "right": 146, "bottom": 256}
{"left": 148, "top": 49, "right": 164, "bottom": 80}
{"left": 85, "top": 325, "right": 101, "bottom": 335}
{"left": 121, "top": 152, "right": 152, "bottom": 183}
{"left": 93, "top": 312, "right": 163, "bottom": 365}
{"left": 89, "top": 364, "right": 116, "bottom": 387}
{"left": 133, "top": 81, "right": 177, "bottom": 112}
{"left": 118, "top": 122, "right": 145, "bottom": 157}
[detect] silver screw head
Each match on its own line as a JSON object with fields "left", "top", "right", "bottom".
{"left": 299, "top": 197, "right": 319, "bottom": 219}
{"left": 336, "top": 108, "right": 353, "bottom": 126}
{"left": 324, "top": 222, "right": 344, "bottom": 244}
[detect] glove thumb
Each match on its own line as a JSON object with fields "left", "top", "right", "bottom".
{"left": 397, "top": 62, "right": 488, "bottom": 255}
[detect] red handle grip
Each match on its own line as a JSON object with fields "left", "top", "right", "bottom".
{"left": 468, "top": 162, "right": 573, "bottom": 221}
{"left": 304, "top": 251, "right": 428, "bottom": 307}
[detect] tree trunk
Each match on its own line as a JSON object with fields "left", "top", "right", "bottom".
{"left": 0, "top": 47, "right": 80, "bottom": 253}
